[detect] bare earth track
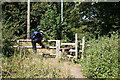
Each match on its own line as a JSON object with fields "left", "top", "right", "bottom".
{"left": 62, "top": 61, "right": 85, "bottom": 78}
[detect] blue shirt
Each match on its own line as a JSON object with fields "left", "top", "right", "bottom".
{"left": 30, "top": 31, "right": 43, "bottom": 40}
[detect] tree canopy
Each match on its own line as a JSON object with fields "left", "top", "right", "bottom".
{"left": 2, "top": 2, "right": 120, "bottom": 41}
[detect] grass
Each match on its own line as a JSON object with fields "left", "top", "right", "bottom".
{"left": 20, "top": 41, "right": 56, "bottom": 54}
{"left": 2, "top": 52, "right": 71, "bottom": 78}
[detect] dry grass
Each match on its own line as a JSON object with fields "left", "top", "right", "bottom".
{"left": 2, "top": 41, "right": 84, "bottom": 78}
{"left": 2, "top": 53, "right": 71, "bottom": 78}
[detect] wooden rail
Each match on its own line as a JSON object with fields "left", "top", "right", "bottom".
{"left": 11, "top": 34, "right": 87, "bottom": 59}
{"left": 11, "top": 39, "right": 57, "bottom": 42}
{"left": 12, "top": 39, "right": 60, "bottom": 58}
{"left": 61, "top": 43, "right": 75, "bottom": 46}
{"left": 13, "top": 46, "right": 56, "bottom": 49}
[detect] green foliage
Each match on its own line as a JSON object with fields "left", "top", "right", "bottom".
{"left": 2, "top": 2, "right": 120, "bottom": 41}
{"left": 30, "top": 2, "right": 49, "bottom": 29}
{"left": 2, "top": 2, "right": 26, "bottom": 56}
{"left": 64, "top": 2, "right": 120, "bottom": 40}
{"left": 2, "top": 27, "right": 14, "bottom": 56}
{"left": 38, "top": 5, "right": 61, "bottom": 40}
{"left": 79, "top": 33, "right": 118, "bottom": 78}
{"left": 2, "top": 2, "right": 27, "bottom": 37}
{"left": 71, "top": 25, "right": 95, "bottom": 40}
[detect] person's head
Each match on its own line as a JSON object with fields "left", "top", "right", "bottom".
{"left": 39, "top": 30, "right": 44, "bottom": 35}
{"left": 39, "top": 30, "right": 43, "bottom": 33}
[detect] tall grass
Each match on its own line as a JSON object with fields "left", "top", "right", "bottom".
{"left": 79, "top": 33, "right": 118, "bottom": 78}
{"left": 2, "top": 50, "right": 71, "bottom": 78}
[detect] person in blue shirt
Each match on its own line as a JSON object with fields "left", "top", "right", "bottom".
{"left": 30, "top": 30, "right": 45, "bottom": 54}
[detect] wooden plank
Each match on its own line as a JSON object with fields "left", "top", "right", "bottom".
{"left": 50, "top": 54, "right": 56, "bottom": 56}
{"left": 45, "top": 40, "right": 58, "bottom": 42}
{"left": 66, "top": 55, "right": 74, "bottom": 58}
{"left": 60, "top": 47, "right": 74, "bottom": 50}
{"left": 10, "top": 39, "right": 31, "bottom": 42}
{"left": 61, "top": 43, "right": 75, "bottom": 45}
{"left": 69, "top": 49, "right": 76, "bottom": 52}
{"left": 11, "top": 39, "right": 58, "bottom": 42}
{"left": 13, "top": 46, "right": 56, "bottom": 49}
{"left": 19, "top": 39, "right": 31, "bottom": 42}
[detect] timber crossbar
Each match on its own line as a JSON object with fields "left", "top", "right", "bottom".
{"left": 12, "top": 39, "right": 58, "bottom": 49}
{"left": 11, "top": 39, "right": 57, "bottom": 42}
{"left": 13, "top": 46, "right": 56, "bottom": 49}
{"left": 11, "top": 39, "right": 60, "bottom": 58}
{"left": 61, "top": 43, "right": 75, "bottom": 46}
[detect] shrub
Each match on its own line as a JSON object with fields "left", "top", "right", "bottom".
{"left": 80, "top": 33, "right": 118, "bottom": 78}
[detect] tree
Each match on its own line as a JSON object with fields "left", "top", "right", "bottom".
{"left": 63, "top": 2, "right": 120, "bottom": 40}
{"left": 2, "top": 2, "right": 27, "bottom": 56}
{"left": 38, "top": 4, "right": 61, "bottom": 40}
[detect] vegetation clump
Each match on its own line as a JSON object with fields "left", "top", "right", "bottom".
{"left": 79, "top": 33, "right": 118, "bottom": 78}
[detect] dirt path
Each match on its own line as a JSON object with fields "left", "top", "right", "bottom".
{"left": 45, "top": 58, "right": 86, "bottom": 78}
{"left": 63, "top": 62, "right": 85, "bottom": 78}
{"left": 70, "top": 64, "right": 85, "bottom": 78}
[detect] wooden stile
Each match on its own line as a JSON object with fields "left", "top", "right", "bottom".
{"left": 11, "top": 33, "right": 85, "bottom": 59}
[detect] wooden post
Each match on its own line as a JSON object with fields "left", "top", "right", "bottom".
{"left": 56, "top": 40, "right": 60, "bottom": 58}
{"left": 16, "top": 40, "right": 20, "bottom": 57}
{"left": 81, "top": 37, "right": 85, "bottom": 59}
{"left": 17, "top": 40, "right": 20, "bottom": 49}
{"left": 75, "top": 33, "right": 78, "bottom": 59}
{"left": 27, "top": 0, "right": 30, "bottom": 39}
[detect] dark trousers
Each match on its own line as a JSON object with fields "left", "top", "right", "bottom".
{"left": 31, "top": 39, "right": 45, "bottom": 53}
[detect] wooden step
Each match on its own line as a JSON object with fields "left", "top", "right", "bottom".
{"left": 61, "top": 43, "right": 75, "bottom": 45}
{"left": 50, "top": 54, "right": 56, "bottom": 56}
{"left": 69, "top": 49, "right": 76, "bottom": 52}
{"left": 66, "top": 55, "right": 74, "bottom": 58}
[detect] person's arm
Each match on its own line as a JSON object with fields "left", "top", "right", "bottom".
{"left": 40, "top": 32, "right": 48, "bottom": 41}
{"left": 30, "top": 32, "right": 35, "bottom": 39}
{"left": 32, "top": 34, "right": 35, "bottom": 39}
